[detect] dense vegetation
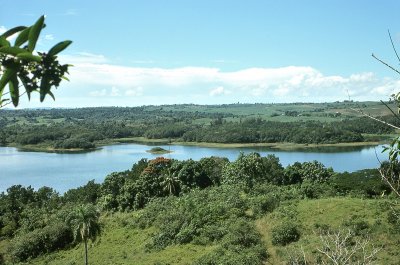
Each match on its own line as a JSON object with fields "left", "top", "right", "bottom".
{"left": 0, "top": 102, "right": 397, "bottom": 150}
{"left": 1, "top": 152, "right": 399, "bottom": 264}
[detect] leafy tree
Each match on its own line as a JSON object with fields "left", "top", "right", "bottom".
{"left": 0, "top": 15, "right": 71, "bottom": 108}
{"left": 284, "top": 160, "right": 334, "bottom": 184}
{"left": 199, "top": 156, "right": 228, "bottom": 186}
{"left": 222, "top": 152, "right": 283, "bottom": 188}
{"left": 67, "top": 204, "right": 101, "bottom": 265}
{"left": 222, "top": 152, "right": 266, "bottom": 187}
{"left": 63, "top": 180, "right": 101, "bottom": 204}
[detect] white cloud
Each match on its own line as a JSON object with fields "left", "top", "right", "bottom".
{"left": 132, "top": 60, "right": 155, "bottom": 64}
{"left": 0, "top": 26, "right": 6, "bottom": 34}
{"left": 209, "top": 86, "right": 231, "bottom": 96}
{"left": 57, "top": 52, "right": 400, "bottom": 105}
{"left": 44, "top": 34, "right": 54, "bottom": 40}
{"left": 110, "top": 86, "right": 120, "bottom": 96}
{"left": 125, "top": 87, "right": 143, "bottom": 96}
{"left": 89, "top": 89, "right": 107, "bottom": 97}
{"left": 59, "top": 52, "right": 108, "bottom": 64}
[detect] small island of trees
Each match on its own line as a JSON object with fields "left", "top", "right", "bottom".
{"left": 146, "top": 146, "right": 172, "bottom": 154}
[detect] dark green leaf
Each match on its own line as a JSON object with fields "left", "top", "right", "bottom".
{"left": 0, "top": 36, "right": 10, "bottom": 48}
{"left": 1, "top": 26, "right": 27, "bottom": 39}
{"left": 18, "top": 74, "right": 31, "bottom": 100}
{"left": 48, "top": 91, "right": 56, "bottom": 101}
{"left": 0, "top": 46, "right": 27, "bottom": 56}
{"left": 48, "top": 40, "right": 72, "bottom": 57}
{"left": 40, "top": 76, "right": 50, "bottom": 102}
{"left": 9, "top": 76, "right": 19, "bottom": 107}
{"left": 14, "top": 27, "right": 31, "bottom": 47}
{"left": 0, "top": 98, "right": 10, "bottom": 104}
{"left": 16, "top": 52, "right": 41, "bottom": 62}
{"left": 28, "top": 15, "right": 45, "bottom": 52}
{"left": 0, "top": 67, "right": 18, "bottom": 98}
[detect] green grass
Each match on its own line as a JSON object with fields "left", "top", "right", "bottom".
{"left": 28, "top": 212, "right": 215, "bottom": 265}
{"left": 17, "top": 197, "right": 400, "bottom": 265}
{"left": 256, "top": 198, "right": 400, "bottom": 264}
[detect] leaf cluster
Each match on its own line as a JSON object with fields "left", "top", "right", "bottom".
{"left": 0, "top": 16, "right": 71, "bottom": 107}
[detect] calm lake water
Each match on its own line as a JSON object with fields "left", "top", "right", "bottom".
{"left": 0, "top": 143, "right": 387, "bottom": 193}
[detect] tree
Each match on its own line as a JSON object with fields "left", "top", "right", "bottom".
{"left": 288, "top": 160, "right": 334, "bottom": 184}
{"left": 161, "top": 168, "right": 181, "bottom": 195}
{"left": 0, "top": 15, "right": 72, "bottom": 108}
{"left": 67, "top": 204, "right": 101, "bottom": 265}
{"left": 222, "top": 152, "right": 283, "bottom": 187}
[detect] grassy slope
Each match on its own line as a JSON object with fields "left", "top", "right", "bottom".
{"left": 257, "top": 198, "right": 400, "bottom": 264}
{"left": 22, "top": 198, "right": 400, "bottom": 265}
{"left": 28, "top": 212, "right": 215, "bottom": 265}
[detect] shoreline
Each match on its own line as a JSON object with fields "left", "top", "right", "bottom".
{"left": 169, "top": 141, "right": 383, "bottom": 150}
{"left": 4, "top": 138, "right": 387, "bottom": 153}
{"left": 9, "top": 144, "right": 99, "bottom": 153}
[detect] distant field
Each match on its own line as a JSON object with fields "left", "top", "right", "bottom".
{"left": 144, "top": 101, "right": 396, "bottom": 123}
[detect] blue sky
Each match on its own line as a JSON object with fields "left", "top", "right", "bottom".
{"left": 1, "top": 0, "right": 400, "bottom": 107}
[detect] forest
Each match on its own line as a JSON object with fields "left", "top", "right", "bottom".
{"left": 0, "top": 101, "right": 398, "bottom": 151}
{"left": 0, "top": 152, "right": 399, "bottom": 264}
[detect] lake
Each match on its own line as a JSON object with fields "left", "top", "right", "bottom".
{"left": 0, "top": 143, "right": 387, "bottom": 193}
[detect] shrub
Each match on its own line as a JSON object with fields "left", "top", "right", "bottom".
{"left": 250, "top": 194, "right": 279, "bottom": 217}
{"left": 137, "top": 185, "right": 248, "bottom": 250}
{"left": 271, "top": 222, "right": 300, "bottom": 246}
{"left": 194, "top": 219, "right": 267, "bottom": 265}
{"left": 331, "top": 169, "right": 390, "bottom": 197}
{"left": 342, "top": 215, "right": 370, "bottom": 236}
{"left": 9, "top": 222, "right": 72, "bottom": 262}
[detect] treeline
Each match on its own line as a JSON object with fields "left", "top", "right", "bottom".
{"left": 0, "top": 107, "right": 397, "bottom": 149}
{"left": 182, "top": 118, "right": 367, "bottom": 144}
{"left": 0, "top": 153, "right": 393, "bottom": 263}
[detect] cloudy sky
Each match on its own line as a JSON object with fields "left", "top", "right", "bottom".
{"left": 1, "top": 0, "right": 400, "bottom": 107}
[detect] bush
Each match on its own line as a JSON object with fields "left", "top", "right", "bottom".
{"left": 331, "top": 169, "right": 390, "bottom": 197}
{"left": 194, "top": 219, "right": 267, "bottom": 265}
{"left": 342, "top": 215, "right": 370, "bottom": 236}
{"left": 299, "top": 181, "right": 336, "bottom": 199}
{"left": 9, "top": 222, "right": 73, "bottom": 262}
{"left": 137, "top": 185, "right": 248, "bottom": 250}
{"left": 250, "top": 194, "right": 279, "bottom": 217}
{"left": 271, "top": 222, "right": 300, "bottom": 246}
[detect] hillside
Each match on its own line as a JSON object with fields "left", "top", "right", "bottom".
{"left": 0, "top": 101, "right": 398, "bottom": 152}
{"left": 1, "top": 153, "right": 399, "bottom": 265}
{"left": 15, "top": 197, "right": 400, "bottom": 265}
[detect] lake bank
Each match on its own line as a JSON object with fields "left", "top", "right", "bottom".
{"left": 5, "top": 133, "right": 391, "bottom": 153}
{"left": 113, "top": 137, "right": 386, "bottom": 150}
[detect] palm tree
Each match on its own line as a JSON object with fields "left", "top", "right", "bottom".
{"left": 67, "top": 204, "right": 101, "bottom": 265}
{"left": 161, "top": 168, "right": 181, "bottom": 195}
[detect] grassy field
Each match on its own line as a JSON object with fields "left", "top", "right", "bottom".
{"left": 26, "top": 212, "right": 216, "bottom": 265}
{"left": 144, "top": 101, "right": 396, "bottom": 123}
{"left": 257, "top": 198, "right": 399, "bottom": 264}
{"left": 15, "top": 197, "right": 398, "bottom": 265}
